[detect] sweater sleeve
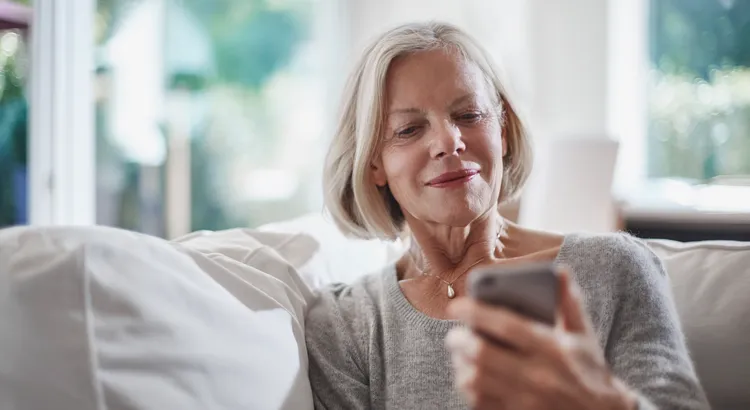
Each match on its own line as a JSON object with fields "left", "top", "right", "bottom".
{"left": 605, "top": 235, "right": 710, "bottom": 410}
{"left": 305, "top": 283, "right": 370, "bottom": 410}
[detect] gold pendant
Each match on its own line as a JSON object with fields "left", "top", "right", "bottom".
{"left": 447, "top": 284, "right": 456, "bottom": 299}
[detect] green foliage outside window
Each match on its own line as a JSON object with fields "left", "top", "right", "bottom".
{"left": 649, "top": 0, "right": 750, "bottom": 180}
{"left": 95, "top": 0, "right": 310, "bottom": 233}
{"left": 0, "top": 30, "right": 28, "bottom": 227}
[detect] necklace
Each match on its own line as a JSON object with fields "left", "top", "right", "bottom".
{"left": 418, "top": 259, "right": 486, "bottom": 299}
{"left": 412, "top": 232, "right": 502, "bottom": 299}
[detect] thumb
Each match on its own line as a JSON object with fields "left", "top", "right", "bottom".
{"left": 557, "top": 268, "right": 593, "bottom": 335}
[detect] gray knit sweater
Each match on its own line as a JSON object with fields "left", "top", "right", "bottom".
{"left": 305, "top": 233, "right": 710, "bottom": 409}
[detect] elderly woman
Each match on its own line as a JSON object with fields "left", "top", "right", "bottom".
{"left": 305, "top": 22, "right": 708, "bottom": 410}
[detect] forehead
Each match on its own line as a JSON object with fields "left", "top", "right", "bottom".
{"left": 384, "top": 48, "right": 491, "bottom": 109}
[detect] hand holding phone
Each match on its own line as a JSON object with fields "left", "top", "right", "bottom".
{"left": 449, "top": 266, "right": 637, "bottom": 410}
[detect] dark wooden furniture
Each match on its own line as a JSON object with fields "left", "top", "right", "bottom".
{"left": 624, "top": 210, "right": 750, "bottom": 242}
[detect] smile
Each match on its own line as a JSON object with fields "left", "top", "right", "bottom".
{"left": 426, "top": 169, "right": 479, "bottom": 188}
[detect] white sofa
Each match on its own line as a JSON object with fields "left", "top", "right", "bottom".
{"left": 647, "top": 240, "right": 750, "bottom": 409}
{"left": 0, "top": 222, "right": 748, "bottom": 409}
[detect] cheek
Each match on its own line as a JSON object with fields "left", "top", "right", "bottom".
{"left": 469, "top": 125, "right": 503, "bottom": 169}
{"left": 381, "top": 146, "right": 423, "bottom": 200}
{"left": 381, "top": 146, "right": 404, "bottom": 176}
{"left": 466, "top": 125, "right": 504, "bottom": 198}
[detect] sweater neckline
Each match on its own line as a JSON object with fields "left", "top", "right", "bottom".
{"left": 384, "top": 233, "right": 576, "bottom": 332}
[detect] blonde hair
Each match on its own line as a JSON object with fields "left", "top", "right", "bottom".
{"left": 324, "top": 21, "right": 533, "bottom": 240}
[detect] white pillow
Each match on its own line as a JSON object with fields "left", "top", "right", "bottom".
{"left": 258, "top": 212, "right": 406, "bottom": 288}
{"left": 0, "top": 226, "right": 313, "bottom": 410}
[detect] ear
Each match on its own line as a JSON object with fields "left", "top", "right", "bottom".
{"left": 371, "top": 158, "right": 387, "bottom": 187}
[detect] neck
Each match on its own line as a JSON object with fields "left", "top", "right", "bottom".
{"left": 406, "top": 210, "right": 503, "bottom": 280}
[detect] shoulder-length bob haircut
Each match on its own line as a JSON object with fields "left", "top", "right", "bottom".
{"left": 323, "top": 21, "right": 533, "bottom": 240}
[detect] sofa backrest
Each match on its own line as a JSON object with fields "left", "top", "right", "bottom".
{"left": 647, "top": 239, "right": 750, "bottom": 410}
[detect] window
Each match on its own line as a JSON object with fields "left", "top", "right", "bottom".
{"left": 95, "top": 0, "right": 330, "bottom": 238}
{"left": 0, "top": 1, "right": 30, "bottom": 228}
{"left": 648, "top": 0, "right": 750, "bottom": 180}
{"left": 19, "top": 0, "right": 518, "bottom": 233}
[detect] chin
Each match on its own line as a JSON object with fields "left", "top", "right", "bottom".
{"left": 431, "top": 197, "right": 489, "bottom": 227}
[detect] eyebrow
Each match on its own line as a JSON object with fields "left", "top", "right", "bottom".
{"left": 448, "top": 93, "right": 477, "bottom": 109}
{"left": 388, "top": 107, "right": 423, "bottom": 115}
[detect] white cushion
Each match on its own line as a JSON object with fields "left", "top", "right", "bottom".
{"left": 258, "top": 212, "right": 405, "bottom": 288}
{"left": 647, "top": 239, "right": 750, "bottom": 409}
{"left": 0, "top": 226, "right": 313, "bottom": 410}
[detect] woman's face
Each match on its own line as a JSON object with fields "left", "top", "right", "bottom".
{"left": 374, "top": 49, "right": 506, "bottom": 227}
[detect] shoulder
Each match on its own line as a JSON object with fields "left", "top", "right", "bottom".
{"left": 306, "top": 267, "right": 388, "bottom": 317}
{"left": 304, "top": 267, "right": 390, "bottom": 341}
{"left": 560, "top": 232, "right": 667, "bottom": 294}
{"left": 561, "top": 231, "right": 663, "bottom": 273}
{"left": 560, "top": 233, "right": 676, "bottom": 344}
{"left": 304, "top": 267, "right": 392, "bottom": 379}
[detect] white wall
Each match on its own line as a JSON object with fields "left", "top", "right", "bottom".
{"left": 527, "top": 0, "right": 610, "bottom": 140}
{"left": 340, "top": 0, "right": 533, "bottom": 108}
{"left": 524, "top": 0, "right": 622, "bottom": 232}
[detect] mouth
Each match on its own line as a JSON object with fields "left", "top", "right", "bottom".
{"left": 426, "top": 169, "right": 480, "bottom": 187}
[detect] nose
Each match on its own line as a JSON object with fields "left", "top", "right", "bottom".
{"left": 429, "top": 120, "right": 465, "bottom": 159}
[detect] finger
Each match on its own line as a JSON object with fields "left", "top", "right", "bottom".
{"left": 452, "top": 362, "right": 509, "bottom": 405}
{"left": 447, "top": 331, "right": 514, "bottom": 407}
{"left": 455, "top": 367, "right": 509, "bottom": 410}
{"left": 557, "top": 268, "right": 594, "bottom": 335}
{"left": 446, "top": 327, "right": 526, "bottom": 379}
{"left": 448, "top": 298, "right": 557, "bottom": 356}
{"left": 447, "top": 328, "right": 573, "bottom": 409}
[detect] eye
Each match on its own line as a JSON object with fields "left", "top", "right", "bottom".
{"left": 456, "top": 112, "right": 483, "bottom": 122}
{"left": 396, "top": 125, "right": 420, "bottom": 138}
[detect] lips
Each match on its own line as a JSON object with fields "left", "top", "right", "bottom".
{"left": 426, "top": 169, "right": 480, "bottom": 186}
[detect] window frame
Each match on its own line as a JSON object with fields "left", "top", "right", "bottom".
{"left": 607, "top": 0, "right": 650, "bottom": 197}
{"left": 28, "top": 0, "right": 96, "bottom": 225}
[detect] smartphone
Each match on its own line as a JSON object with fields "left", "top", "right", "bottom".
{"left": 467, "top": 262, "right": 558, "bottom": 326}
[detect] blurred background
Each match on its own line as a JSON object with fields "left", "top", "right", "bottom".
{"left": 1, "top": 0, "right": 749, "bottom": 240}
